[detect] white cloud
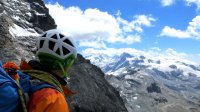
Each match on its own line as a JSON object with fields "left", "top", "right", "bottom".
{"left": 124, "top": 35, "right": 141, "bottom": 44}
{"left": 163, "top": 48, "right": 200, "bottom": 64}
{"left": 186, "top": 0, "right": 200, "bottom": 11}
{"left": 117, "top": 15, "right": 155, "bottom": 33}
{"left": 161, "top": 0, "right": 175, "bottom": 6}
{"left": 79, "top": 40, "right": 107, "bottom": 49}
{"left": 107, "top": 34, "right": 141, "bottom": 45}
{"left": 160, "top": 26, "right": 191, "bottom": 38}
{"left": 187, "top": 16, "right": 200, "bottom": 39}
{"left": 160, "top": 16, "right": 200, "bottom": 39}
{"left": 150, "top": 47, "right": 161, "bottom": 51}
{"left": 82, "top": 47, "right": 143, "bottom": 57}
{"left": 160, "top": 0, "right": 200, "bottom": 11}
{"left": 46, "top": 3, "right": 155, "bottom": 47}
{"left": 81, "top": 47, "right": 179, "bottom": 59}
{"left": 164, "top": 48, "right": 187, "bottom": 57}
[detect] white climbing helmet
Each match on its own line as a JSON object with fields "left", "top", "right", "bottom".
{"left": 36, "top": 29, "right": 77, "bottom": 78}
{"left": 36, "top": 29, "right": 77, "bottom": 60}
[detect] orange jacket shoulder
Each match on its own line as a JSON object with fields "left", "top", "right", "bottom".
{"left": 28, "top": 88, "right": 69, "bottom": 112}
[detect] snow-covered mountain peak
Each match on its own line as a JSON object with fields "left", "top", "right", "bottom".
{"left": 85, "top": 52, "right": 200, "bottom": 77}
{"left": 97, "top": 52, "right": 200, "bottom": 112}
{"left": 120, "top": 52, "right": 133, "bottom": 59}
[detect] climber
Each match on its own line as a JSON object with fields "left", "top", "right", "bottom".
{"left": 19, "top": 29, "right": 77, "bottom": 112}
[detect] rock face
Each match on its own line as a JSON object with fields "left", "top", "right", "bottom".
{"left": 105, "top": 69, "right": 200, "bottom": 112}
{"left": 26, "top": 0, "right": 57, "bottom": 31}
{"left": 0, "top": 0, "right": 128, "bottom": 112}
{"left": 68, "top": 54, "right": 127, "bottom": 112}
{"left": 0, "top": 0, "right": 56, "bottom": 63}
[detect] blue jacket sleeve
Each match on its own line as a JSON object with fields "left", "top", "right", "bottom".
{"left": 0, "top": 61, "right": 21, "bottom": 112}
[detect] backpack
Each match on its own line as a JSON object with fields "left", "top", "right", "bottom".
{"left": 0, "top": 61, "right": 22, "bottom": 112}
{"left": 0, "top": 60, "right": 64, "bottom": 112}
{"left": 0, "top": 60, "right": 76, "bottom": 112}
{"left": 19, "top": 59, "right": 76, "bottom": 97}
{"left": 18, "top": 70, "right": 64, "bottom": 95}
{"left": 16, "top": 70, "right": 66, "bottom": 112}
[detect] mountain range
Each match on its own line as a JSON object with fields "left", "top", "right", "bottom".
{"left": 86, "top": 52, "right": 200, "bottom": 112}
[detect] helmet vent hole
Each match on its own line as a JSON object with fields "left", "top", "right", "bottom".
{"left": 62, "top": 46, "right": 70, "bottom": 55}
{"left": 56, "top": 48, "right": 61, "bottom": 55}
{"left": 49, "top": 41, "right": 56, "bottom": 51}
{"left": 42, "top": 33, "right": 47, "bottom": 37}
{"left": 51, "top": 34, "right": 58, "bottom": 39}
{"left": 63, "top": 39, "right": 74, "bottom": 47}
{"left": 40, "top": 40, "right": 44, "bottom": 48}
{"left": 59, "top": 34, "right": 64, "bottom": 39}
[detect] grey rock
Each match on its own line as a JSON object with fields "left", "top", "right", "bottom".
{"left": 139, "top": 55, "right": 145, "bottom": 60}
{"left": 68, "top": 54, "right": 128, "bottom": 112}
{"left": 0, "top": 0, "right": 56, "bottom": 63}
{"left": 169, "top": 65, "right": 177, "bottom": 69}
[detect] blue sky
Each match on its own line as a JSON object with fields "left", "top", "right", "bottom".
{"left": 44, "top": 0, "right": 200, "bottom": 62}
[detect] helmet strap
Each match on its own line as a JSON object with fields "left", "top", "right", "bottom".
{"left": 57, "top": 61, "right": 68, "bottom": 78}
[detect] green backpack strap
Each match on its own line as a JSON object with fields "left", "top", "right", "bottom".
{"left": 16, "top": 80, "right": 27, "bottom": 112}
{"left": 22, "top": 70, "right": 64, "bottom": 95}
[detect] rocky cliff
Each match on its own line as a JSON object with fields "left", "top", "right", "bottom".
{"left": 69, "top": 54, "right": 127, "bottom": 112}
{"left": 0, "top": 0, "right": 56, "bottom": 62}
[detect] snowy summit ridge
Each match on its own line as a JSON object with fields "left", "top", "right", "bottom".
{"left": 85, "top": 50, "right": 200, "bottom": 112}
{"left": 85, "top": 49, "right": 200, "bottom": 77}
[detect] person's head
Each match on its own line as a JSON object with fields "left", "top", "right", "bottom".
{"left": 36, "top": 29, "right": 77, "bottom": 78}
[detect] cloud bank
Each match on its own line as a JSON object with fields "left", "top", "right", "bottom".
{"left": 46, "top": 3, "right": 155, "bottom": 48}
{"left": 186, "top": 0, "right": 200, "bottom": 11}
{"left": 160, "top": 16, "right": 200, "bottom": 39}
{"left": 160, "top": 0, "right": 200, "bottom": 12}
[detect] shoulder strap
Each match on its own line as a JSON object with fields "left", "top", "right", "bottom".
{"left": 22, "top": 70, "right": 64, "bottom": 95}
{"left": 29, "top": 82, "right": 56, "bottom": 95}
